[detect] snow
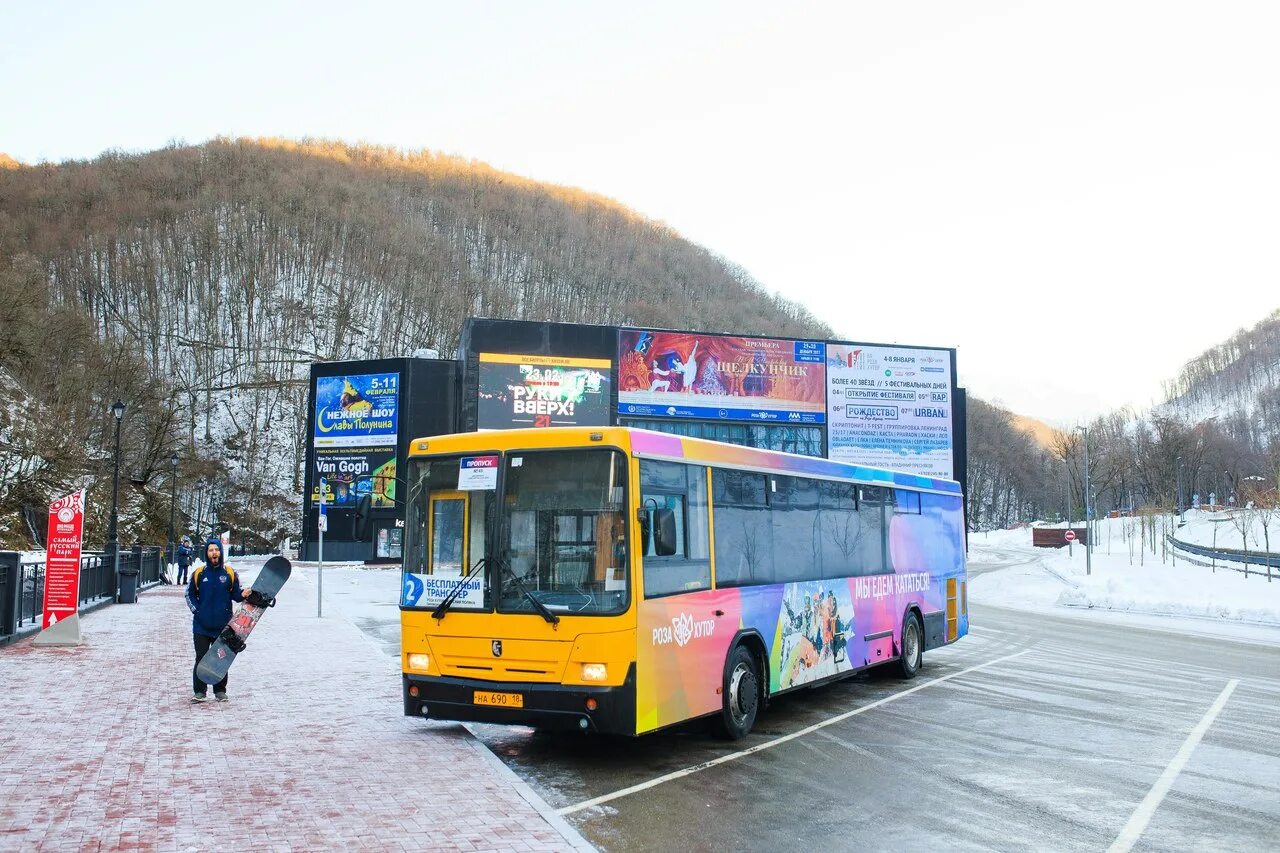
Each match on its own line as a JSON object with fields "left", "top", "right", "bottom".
{"left": 238, "top": 558, "right": 405, "bottom": 656}
{"left": 968, "top": 523, "right": 1280, "bottom": 645}
{"left": 1170, "top": 508, "right": 1280, "bottom": 554}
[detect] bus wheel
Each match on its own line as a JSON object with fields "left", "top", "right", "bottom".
{"left": 715, "top": 645, "right": 760, "bottom": 740}
{"left": 898, "top": 612, "right": 922, "bottom": 679}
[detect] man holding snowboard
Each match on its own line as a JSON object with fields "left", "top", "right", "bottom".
{"left": 185, "top": 538, "right": 251, "bottom": 702}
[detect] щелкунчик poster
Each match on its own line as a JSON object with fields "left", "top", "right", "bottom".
{"left": 617, "top": 330, "right": 825, "bottom": 424}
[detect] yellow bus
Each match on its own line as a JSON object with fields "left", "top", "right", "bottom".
{"left": 392, "top": 426, "right": 967, "bottom": 738}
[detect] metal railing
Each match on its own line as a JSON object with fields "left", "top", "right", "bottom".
{"left": 0, "top": 546, "right": 166, "bottom": 643}
{"left": 1168, "top": 536, "right": 1279, "bottom": 578}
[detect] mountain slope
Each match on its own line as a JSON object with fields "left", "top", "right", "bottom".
{"left": 0, "top": 138, "right": 829, "bottom": 547}
{"left": 1160, "top": 308, "right": 1280, "bottom": 446}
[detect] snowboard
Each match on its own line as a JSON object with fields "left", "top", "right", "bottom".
{"left": 196, "top": 556, "right": 292, "bottom": 686}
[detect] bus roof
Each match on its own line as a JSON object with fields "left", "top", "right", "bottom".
{"left": 406, "top": 426, "right": 962, "bottom": 496}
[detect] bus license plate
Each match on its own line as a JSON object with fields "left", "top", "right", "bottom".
{"left": 473, "top": 690, "right": 523, "bottom": 708}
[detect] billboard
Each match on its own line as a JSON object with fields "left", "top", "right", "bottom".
{"left": 310, "top": 446, "right": 397, "bottom": 509}
{"left": 478, "top": 353, "right": 611, "bottom": 429}
{"left": 313, "top": 372, "right": 399, "bottom": 448}
{"left": 826, "top": 344, "right": 954, "bottom": 479}
{"left": 617, "top": 330, "right": 826, "bottom": 424}
{"left": 311, "top": 372, "right": 399, "bottom": 510}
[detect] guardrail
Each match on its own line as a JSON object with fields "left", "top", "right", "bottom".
{"left": 1168, "top": 536, "right": 1279, "bottom": 578}
{"left": 0, "top": 546, "right": 166, "bottom": 644}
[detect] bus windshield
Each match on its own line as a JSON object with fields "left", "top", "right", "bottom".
{"left": 402, "top": 455, "right": 494, "bottom": 611}
{"left": 498, "top": 449, "right": 629, "bottom": 616}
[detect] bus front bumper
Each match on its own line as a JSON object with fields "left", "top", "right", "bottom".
{"left": 403, "top": 665, "right": 636, "bottom": 735}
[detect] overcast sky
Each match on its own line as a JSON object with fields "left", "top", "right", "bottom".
{"left": 3, "top": 1, "right": 1277, "bottom": 423}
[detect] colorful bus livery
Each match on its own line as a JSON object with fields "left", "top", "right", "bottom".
{"left": 397, "top": 427, "right": 967, "bottom": 738}
{"left": 629, "top": 429, "right": 966, "bottom": 735}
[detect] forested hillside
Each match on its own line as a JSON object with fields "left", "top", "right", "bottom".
{"left": 0, "top": 139, "right": 827, "bottom": 548}
{"left": 7, "top": 137, "right": 1265, "bottom": 546}
{"left": 965, "top": 308, "right": 1280, "bottom": 532}
{"left": 1161, "top": 309, "right": 1280, "bottom": 446}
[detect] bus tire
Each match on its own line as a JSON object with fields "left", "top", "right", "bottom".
{"left": 714, "top": 644, "right": 760, "bottom": 740}
{"left": 898, "top": 611, "right": 923, "bottom": 679}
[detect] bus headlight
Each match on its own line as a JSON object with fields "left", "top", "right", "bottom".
{"left": 407, "top": 653, "right": 431, "bottom": 672}
{"left": 581, "top": 663, "right": 608, "bottom": 682}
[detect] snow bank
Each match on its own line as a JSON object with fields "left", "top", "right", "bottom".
{"left": 1054, "top": 559, "right": 1280, "bottom": 625}
{"left": 969, "top": 527, "right": 1280, "bottom": 640}
{"left": 1172, "top": 508, "right": 1280, "bottom": 554}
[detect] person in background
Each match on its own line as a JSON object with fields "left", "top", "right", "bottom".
{"left": 176, "top": 536, "right": 194, "bottom": 585}
{"left": 185, "top": 539, "right": 251, "bottom": 703}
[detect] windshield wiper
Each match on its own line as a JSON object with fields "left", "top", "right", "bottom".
{"left": 431, "top": 557, "right": 486, "bottom": 621}
{"left": 497, "top": 554, "right": 560, "bottom": 626}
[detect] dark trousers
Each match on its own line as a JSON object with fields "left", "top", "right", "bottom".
{"left": 177, "top": 563, "right": 190, "bottom": 584}
{"left": 193, "top": 633, "right": 228, "bottom": 695}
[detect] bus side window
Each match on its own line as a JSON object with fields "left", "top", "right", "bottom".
{"left": 858, "top": 486, "right": 888, "bottom": 574}
{"left": 771, "top": 475, "right": 821, "bottom": 584}
{"left": 711, "top": 469, "right": 771, "bottom": 588}
{"left": 893, "top": 490, "right": 922, "bottom": 514}
{"left": 819, "top": 480, "right": 859, "bottom": 580}
{"left": 639, "top": 460, "right": 710, "bottom": 597}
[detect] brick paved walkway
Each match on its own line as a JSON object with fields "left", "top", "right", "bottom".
{"left": 0, "top": 561, "right": 588, "bottom": 852}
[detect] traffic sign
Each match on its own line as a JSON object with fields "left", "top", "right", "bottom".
{"left": 1064, "top": 530, "right": 1076, "bottom": 542}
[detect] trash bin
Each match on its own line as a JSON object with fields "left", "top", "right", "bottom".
{"left": 118, "top": 569, "right": 140, "bottom": 604}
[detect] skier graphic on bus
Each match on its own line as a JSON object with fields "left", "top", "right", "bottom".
{"left": 776, "top": 581, "right": 854, "bottom": 689}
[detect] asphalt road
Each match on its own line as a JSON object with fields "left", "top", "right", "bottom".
{"left": 463, "top": 556, "right": 1280, "bottom": 852}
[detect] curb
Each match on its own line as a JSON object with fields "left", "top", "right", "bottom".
{"left": 464, "top": 725, "right": 597, "bottom": 852}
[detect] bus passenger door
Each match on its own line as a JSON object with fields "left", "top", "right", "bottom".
{"left": 428, "top": 491, "right": 470, "bottom": 574}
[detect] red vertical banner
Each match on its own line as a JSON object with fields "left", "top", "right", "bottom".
{"left": 43, "top": 489, "right": 86, "bottom": 630}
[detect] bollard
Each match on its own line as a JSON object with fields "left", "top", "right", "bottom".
{"left": 0, "top": 552, "right": 19, "bottom": 637}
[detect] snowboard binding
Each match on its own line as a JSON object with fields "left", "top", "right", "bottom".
{"left": 218, "top": 625, "right": 247, "bottom": 653}
{"left": 245, "top": 590, "right": 277, "bottom": 608}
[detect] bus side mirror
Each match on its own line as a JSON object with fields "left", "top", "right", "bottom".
{"left": 653, "top": 508, "right": 678, "bottom": 557}
{"left": 353, "top": 494, "right": 372, "bottom": 542}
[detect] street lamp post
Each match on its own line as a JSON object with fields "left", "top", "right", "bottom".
{"left": 1076, "top": 425, "right": 1092, "bottom": 577}
{"left": 167, "top": 453, "right": 180, "bottom": 572}
{"left": 195, "top": 480, "right": 206, "bottom": 541}
{"left": 1064, "top": 459, "right": 1073, "bottom": 556}
{"left": 1176, "top": 456, "right": 1183, "bottom": 524}
{"left": 107, "top": 399, "right": 126, "bottom": 596}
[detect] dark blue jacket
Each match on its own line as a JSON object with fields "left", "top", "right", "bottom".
{"left": 176, "top": 543, "right": 194, "bottom": 567}
{"left": 185, "top": 541, "right": 244, "bottom": 638}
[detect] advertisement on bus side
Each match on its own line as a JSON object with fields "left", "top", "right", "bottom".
{"left": 635, "top": 490, "right": 965, "bottom": 734}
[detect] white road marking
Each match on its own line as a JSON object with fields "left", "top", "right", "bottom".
{"left": 557, "top": 648, "right": 1031, "bottom": 816}
{"left": 1108, "top": 678, "right": 1239, "bottom": 853}
{"left": 967, "top": 626, "right": 1009, "bottom": 635}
